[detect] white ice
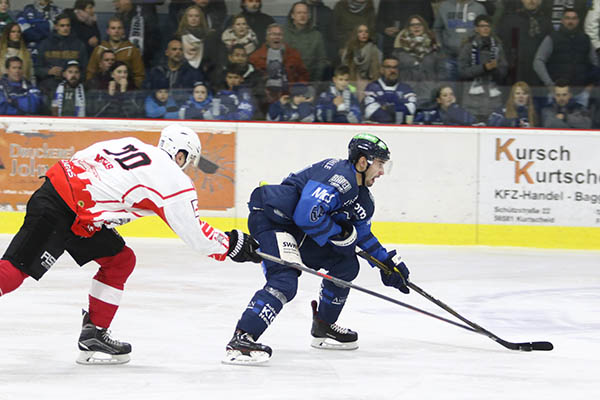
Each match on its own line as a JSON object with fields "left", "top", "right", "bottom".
{"left": 1, "top": 234, "right": 599, "bottom": 400}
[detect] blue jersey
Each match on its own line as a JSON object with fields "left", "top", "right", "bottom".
{"left": 255, "top": 158, "right": 389, "bottom": 262}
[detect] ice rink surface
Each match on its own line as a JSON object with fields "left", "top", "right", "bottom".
{"left": 1, "top": 234, "right": 599, "bottom": 400}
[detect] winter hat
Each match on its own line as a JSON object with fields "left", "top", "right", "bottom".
{"left": 290, "top": 83, "right": 308, "bottom": 97}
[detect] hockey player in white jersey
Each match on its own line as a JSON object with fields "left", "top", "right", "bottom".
{"left": 0, "top": 124, "right": 261, "bottom": 365}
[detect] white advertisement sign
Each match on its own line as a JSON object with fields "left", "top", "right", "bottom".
{"left": 479, "top": 132, "right": 600, "bottom": 227}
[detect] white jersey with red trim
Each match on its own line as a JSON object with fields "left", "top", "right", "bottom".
{"left": 45, "top": 137, "right": 229, "bottom": 260}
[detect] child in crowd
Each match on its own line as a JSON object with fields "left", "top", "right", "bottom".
{"left": 267, "top": 83, "right": 315, "bottom": 122}
{"left": 179, "top": 80, "right": 219, "bottom": 120}
{"left": 316, "top": 65, "right": 361, "bottom": 123}
{"left": 144, "top": 77, "right": 179, "bottom": 119}
{"left": 215, "top": 63, "right": 254, "bottom": 120}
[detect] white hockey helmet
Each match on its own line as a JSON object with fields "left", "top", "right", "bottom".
{"left": 158, "top": 124, "right": 201, "bottom": 170}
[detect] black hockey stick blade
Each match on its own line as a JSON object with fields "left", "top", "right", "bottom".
{"left": 356, "top": 250, "right": 554, "bottom": 352}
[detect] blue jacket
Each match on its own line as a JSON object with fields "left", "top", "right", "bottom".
{"left": 363, "top": 78, "right": 417, "bottom": 123}
{"left": 251, "top": 158, "right": 389, "bottom": 261}
{"left": 215, "top": 87, "right": 254, "bottom": 121}
{"left": 415, "top": 103, "right": 476, "bottom": 126}
{"left": 267, "top": 100, "right": 315, "bottom": 122}
{"left": 0, "top": 76, "right": 42, "bottom": 115}
{"left": 316, "top": 84, "right": 361, "bottom": 123}
{"left": 143, "top": 63, "right": 205, "bottom": 104}
{"left": 17, "top": 3, "right": 62, "bottom": 62}
{"left": 144, "top": 94, "right": 179, "bottom": 119}
{"left": 179, "top": 93, "right": 219, "bottom": 120}
{"left": 488, "top": 105, "right": 533, "bottom": 127}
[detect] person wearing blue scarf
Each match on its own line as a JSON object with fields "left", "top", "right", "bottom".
{"left": 179, "top": 80, "right": 219, "bottom": 120}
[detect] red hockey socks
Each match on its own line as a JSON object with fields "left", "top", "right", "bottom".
{"left": 88, "top": 246, "right": 136, "bottom": 328}
{"left": 0, "top": 259, "right": 29, "bottom": 296}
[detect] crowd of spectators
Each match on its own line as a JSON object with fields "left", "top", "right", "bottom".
{"left": 1, "top": 0, "right": 600, "bottom": 129}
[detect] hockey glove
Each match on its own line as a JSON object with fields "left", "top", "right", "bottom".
{"left": 329, "top": 219, "right": 357, "bottom": 253}
{"left": 225, "top": 230, "right": 262, "bottom": 263}
{"left": 379, "top": 250, "right": 410, "bottom": 294}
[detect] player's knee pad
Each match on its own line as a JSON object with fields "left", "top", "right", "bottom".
{"left": 331, "top": 255, "right": 360, "bottom": 282}
{"left": 93, "top": 246, "right": 136, "bottom": 289}
{"left": 265, "top": 267, "right": 299, "bottom": 303}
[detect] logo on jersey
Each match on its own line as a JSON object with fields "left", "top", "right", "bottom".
{"left": 328, "top": 174, "right": 351, "bottom": 194}
{"left": 323, "top": 159, "right": 340, "bottom": 170}
{"left": 354, "top": 203, "right": 367, "bottom": 220}
{"left": 311, "top": 187, "right": 335, "bottom": 203}
{"left": 310, "top": 205, "right": 325, "bottom": 222}
{"left": 191, "top": 199, "right": 199, "bottom": 219}
{"left": 94, "top": 154, "right": 114, "bottom": 169}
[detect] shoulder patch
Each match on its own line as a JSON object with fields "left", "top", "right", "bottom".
{"left": 328, "top": 174, "right": 352, "bottom": 194}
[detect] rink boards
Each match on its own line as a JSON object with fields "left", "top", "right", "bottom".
{"left": 1, "top": 117, "right": 599, "bottom": 249}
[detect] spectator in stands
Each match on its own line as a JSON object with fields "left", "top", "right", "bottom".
{"left": 113, "top": 0, "right": 161, "bottom": 68}
{"left": 179, "top": 80, "right": 219, "bottom": 120}
{"left": 301, "top": 0, "right": 335, "bottom": 63}
{"left": 332, "top": 0, "right": 376, "bottom": 55}
{"left": 458, "top": 14, "right": 507, "bottom": 123}
{"left": 249, "top": 23, "right": 309, "bottom": 115}
{"left": 414, "top": 84, "right": 476, "bottom": 125}
{"left": 283, "top": 2, "right": 329, "bottom": 85}
{"left": 392, "top": 14, "right": 445, "bottom": 109}
{"left": 86, "top": 60, "right": 141, "bottom": 118}
{"left": 488, "top": 81, "right": 537, "bottom": 127}
{"left": 169, "top": 0, "right": 228, "bottom": 36}
{"left": 214, "top": 63, "right": 254, "bottom": 120}
{"left": 433, "top": 0, "right": 487, "bottom": 81}
{"left": 0, "top": 0, "right": 14, "bottom": 34}
{"left": 143, "top": 38, "right": 204, "bottom": 105}
{"left": 0, "top": 23, "right": 34, "bottom": 82}
{"left": 64, "top": 0, "right": 100, "bottom": 57}
{"left": 339, "top": 23, "right": 381, "bottom": 102}
{"left": 220, "top": 14, "right": 258, "bottom": 57}
{"left": 35, "top": 13, "right": 87, "bottom": 110}
{"left": 541, "top": 78, "right": 592, "bottom": 129}
{"left": 376, "top": 0, "right": 434, "bottom": 57}
{"left": 542, "top": 0, "right": 588, "bottom": 31}
{"left": 144, "top": 76, "right": 180, "bottom": 119}
{"left": 0, "top": 56, "right": 42, "bottom": 115}
{"left": 226, "top": 0, "right": 275, "bottom": 45}
{"left": 315, "top": 64, "right": 361, "bottom": 123}
{"left": 533, "top": 8, "right": 598, "bottom": 106}
{"left": 268, "top": 82, "right": 315, "bottom": 122}
{"left": 86, "top": 17, "right": 145, "bottom": 89}
{"left": 585, "top": 0, "right": 600, "bottom": 56}
{"left": 176, "top": 5, "right": 219, "bottom": 78}
{"left": 51, "top": 59, "right": 85, "bottom": 117}
{"left": 85, "top": 49, "right": 114, "bottom": 90}
{"left": 498, "top": 0, "right": 552, "bottom": 88}
{"left": 363, "top": 55, "right": 417, "bottom": 124}
{"left": 17, "top": 0, "right": 62, "bottom": 65}
{"left": 475, "top": 0, "right": 505, "bottom": 27}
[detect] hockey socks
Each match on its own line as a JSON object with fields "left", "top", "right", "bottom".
{"left": 0, "top": 259, "right": 28, "bottom": 296}
{"left": 236, "top": 287, "right": 284, "bottom": 339}
{"left": 89, "top": 246, "right": 136, "bottom": 328}
{"left": 317, "top": 279, "right": 350, "bottom": 324}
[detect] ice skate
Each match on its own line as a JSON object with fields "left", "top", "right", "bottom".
{"left": 76, "top": 310, "right": 131, "bottom": 365}
{"left": 310, "top": 300, "right": 358, "bottom": 350}
{"left": 222, "top": 330, "right": 272, "bottom": 365}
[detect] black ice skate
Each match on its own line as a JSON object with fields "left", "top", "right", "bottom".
{"left": 222, "top": 330, "right": 272, "bottom": 365}
{"left": 76, "top": 310, "right": 131, "bottom": 365}
{"left": 310, "top": 300, "right": 358, "bottom": 350}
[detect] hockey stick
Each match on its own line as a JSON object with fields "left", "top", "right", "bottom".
{"left": 356, "top": 250, "right": 553, "bottom": 352}
{"left": 256, "top": 250, "right": 479, "bottom": 334}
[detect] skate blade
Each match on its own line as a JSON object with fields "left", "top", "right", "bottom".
{"left": 76, "top": 351, "right": 131, "bottom": 365}
{"left": 221, "top": 350, "right": 271, "bottom": 365}
{"left": 311, "top": 337, "right": 358, "bottom": 350}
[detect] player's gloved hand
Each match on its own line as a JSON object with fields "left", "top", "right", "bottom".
{"left": 225, "top": 230, "right": 262, "bottom": 263}
{"left": 329, "top": 219, "right": 357, "bottom": 252}
{"left": 379, "top": 250, "right": 410, "bottom": 294}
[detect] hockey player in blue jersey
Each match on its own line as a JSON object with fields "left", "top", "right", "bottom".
{"left": 223, "top": 133, "right": 410, "bottom": 364}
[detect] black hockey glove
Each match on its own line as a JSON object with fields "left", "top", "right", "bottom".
{"left": 379, "top": 250, "right": 410, "bottom": 294}
{"left": 225, "top": 230, "right": 262, "bottom": 263}
{"left": 329, "top": 219, "right": 357, "bottom": 253}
